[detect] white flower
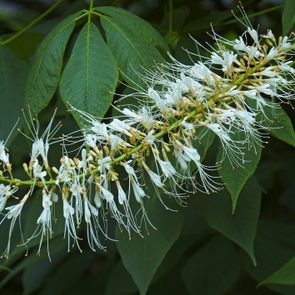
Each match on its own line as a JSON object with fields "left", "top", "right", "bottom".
{"left": 247, "top": 27, "right": 259, "bottom": 44}
{"left": 84, "top": 198, "right": 104, "bottom": 251}
{"left": 174, "top": 149, "right": 188, "bottom": 170}
{"left": 31, "top": 138, "right": 49, "bottom": 163}
{"left": 211, "top": 51, "right": 237, "bottom": 72}
{"left": 131, "top": 180, "right": 145, "bottom": 203}
{"left": 0, "top": 184, "right": 16, "bottom": 198}
{"left": 91, "top": 121, "right": 109, "bottom": 140}
{"left": 56, "top": 156, "right": 74, "bottom": 184}
{"left": 109, "top": 134, "right": 125, "bottom": 150}
{"left": 152, "top": 148, "right": 176, "bottom": 178}
{"left": 179, "top": 72, "right": 202, "bottom": 94}
{"left": 100, "top": 186, "right": 125, "bottom": 228}
{"left": 181, "top": 120, "right": 194, "bottom": 132}
{"left": 121, "top": 108, "right": 142, "bottom": 121}
{"left": 115, "top": 181, "right": 140, "bottom": 234}
{"left": 190, "top": 62, "right": 216, "bottom": 85}
{"left": 124, "top": 162, "right": 146, "bottom": 203}
{"left": 206, "top": 122, "right": 243, "bottom": 167}
{"left": 233, "top": 37, "right": 248, "bottom": 52}
{"left": 279, "top": 36, "right": 292, "bottom": 51}
{"left": 94, "top": 191, "right": 102, "bottom": 208}
{"left": 256, "top": 83, "right": 276, "bottom": 96}
{"left": 109, "top": 119, "right": 132, "bottom": 137}
{"left": 63, "top": 198, "right": 81, "bottom": 252}
{"left": 261, "top": 68, "right": 276, "bottom": 77}
{"left": 182, "top": 145, "right": 201, "bottom": 163}
{"left": 70, "top": 181, "right": 84, "bottom": 225}
{"left": 0, "top": 192, "right": 29, "bottom": 258}
{"left": 262, "top": 29, "right": 275, "bottom": 40}
{"left": 246, "top": 46, "right": 261, "bottom": 59}
{"left": 142, "top": 162, "right": 163, "bottom": 188}
{"left": 116, "top": 182, "right": 127, "bottom": 205}
{"left": 100, "top": 186, "right": 113, "bottom": 202}
{"left": 145, "top": 130, "right": 155, "bottom": 145}
{"left": 32, "top": 160, "right": 47, "bottom": 181}
{"left": 123, "top": 162, "right": 136, "bottom": 177}
{"left": 266, "top": 48, "right": 278, "bottom": 60}
{"left": 148, "top": 88, "right": 168, "bottom": 113}
{"left": 279, "top": 63, "right": 295, "bottom": 74}
{"left": 233, "top": 37, "right": 261, "bottom": 58}
{"left": 21, "top": 109, "right": 60, "bottom": 167}
{"left": 207, "top": 123, "right": 231, "bottom": 141}
{"left": 235, "top": 109, "right": 256, "bottom": 125}
{"left": 85, "top": 134, "right": 97, "bottom": 147}
{"left": 175, "top": 142, "right": 220, "bottom": 193}
{"left": 158, "top": 158, "right": 176, "bottom": 178}
{"left": 36, "top": 192, "right": 53, "bottom": 256}
{"left": 97, "top": 156, "right": 112, "bottom": 174}
{"left": 20, "top": 191, "right": 54, "bottom": 258}
{"left": 77, "top": 149, "right": 92, "bottom": 170}
{"left": 138, "top": 107, "right": 155, "bottom": 129}
{"left": 0, "top": 141, "right": 9, "bottom": 163}
{"left": 216, "top": 107, "right": 256, "bottom": 136}
{"left": 0, "top": 195, "right": 8, "bottom": 213}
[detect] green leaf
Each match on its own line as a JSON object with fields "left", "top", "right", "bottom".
{"left": 182, "top": 236, "right": 241, "bottom": 295}
{"left": 60, "top": 21, "right": 118, "bottom": 125}
{"left": 196, "top": 177, "right": 261, "bottom": 265}
{"left": 264, "top": 107, "right": 295, "bottom": 148}
{"left": 117, "top": 199, "right": 183, "bottom": 295}
{"left": 248, "top": 220, "right": 295, "bottom": 290}
{"left": 247, "top": 98, "right": 295, "bottom": 148}
{"left": 217, "top": 132, "right": 262, "bottom": 212}
{"left": 0, "top": 46, "right": 28, "bottom": 141}
{"left": 259, "top": 256, "right": 295, "bottom": 287}
{"left": 98, "top": 7, "right": 166, "bottom": 87}
{"left": 96, "top": 6, "right": 168, "bottom": 51}
{"left": 242, "top": 222, "right": 295, "bottom": 295}
{"left": 282, "top": 0, "right": 295, "bottom": 35}
{"left": 25, "top": 12, "right": 79, "bottom": 114}
{"left": 105, "top": 262, "right": 137, "bottom": 295}
{"left": 150, "top": 203, "right": 211, "bottom": 285}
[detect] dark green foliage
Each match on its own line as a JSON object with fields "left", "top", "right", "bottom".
{"left": 25, "top": 12, "right": 79, "bottom": 114}
{"left": 117, "top": 199, "right": 183, "bottom": 295}
{"left": 59, "top": 21, "right": 118, "bottom": 123}
{"left": 182, "top": 236, "right": 241, "bottom": 295}
{"left": 97, "top": 6, "right": 168, "bottom": 87}
{"left": 0, "top": 46, "right": 28, "bottom": 140}
{"left": 197, "top": 177, "right": 261, "bottom": 265}
{"left": 217, "top": 133, "right": 262, "bottom": 212}
{"left": 0, "top": 1, "right": 295, "bottom": 294}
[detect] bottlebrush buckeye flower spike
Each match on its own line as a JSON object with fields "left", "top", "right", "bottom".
{"left": 0, "top": 23, "right": 294, "bottom": 258}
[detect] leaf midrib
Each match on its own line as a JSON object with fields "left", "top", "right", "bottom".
{"left": 85, "top": 20, "right": 91, "bottom": 111}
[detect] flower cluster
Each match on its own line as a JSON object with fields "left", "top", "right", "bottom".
{"left": 0, "top": 25, "right": 294, "bottom": 258}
